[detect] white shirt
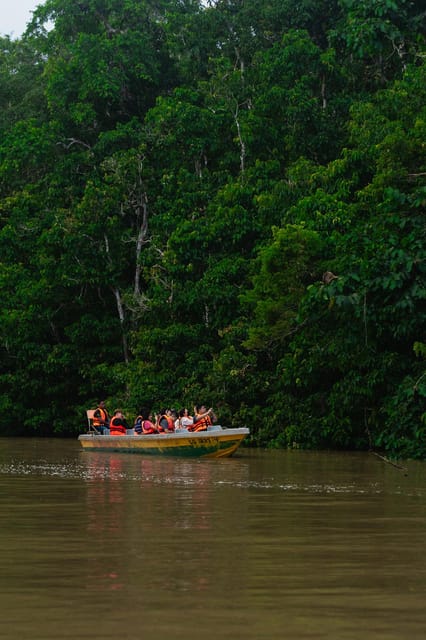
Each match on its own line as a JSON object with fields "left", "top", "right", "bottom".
{"left": 175, "top": 416, "right": 194, "bottom": 430}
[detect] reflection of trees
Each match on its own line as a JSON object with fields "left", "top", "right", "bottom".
{"left": 85, "top": 455, "right": 127, "bottom": 593}
{"left": 82, "top": 454, "right": 250, "bottom": 597}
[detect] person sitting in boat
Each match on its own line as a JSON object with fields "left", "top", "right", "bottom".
{"left": 188, "top": 405, "right": 216, "bottom": 432}
{"left": 134, "top": 407, "right": 160, "bottom": 435}
{"left": 170, "top": 408, "right": 178, "bottom": 426}
{"left": 92, "top": 400, "right": 110, "bottom": 433}
{"left": 157, "top": 408, "right": 175, "bottom": 432}
{"left": 175, "top": 408, "right": 194, "bottom": 431}
{"left": 109, "top": 409, "right": 129, "bottom": 436}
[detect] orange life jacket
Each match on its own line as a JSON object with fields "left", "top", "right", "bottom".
{"left": 134, "top": 416, "right": 157, "bottom": 435}
{"left": 143, "top": 421, "right": 157, "bottom": 434}
{"left": 110, "top": 415, "right": 126, "bottom": 436}
{"left": 93, "top": 407, "right": 109, "bottom": 427}
{"left": 188, "top": 414, "right": 212, "bottom": 432}
{"left": 160, "top": 414, "right": 175, "bottom": 432}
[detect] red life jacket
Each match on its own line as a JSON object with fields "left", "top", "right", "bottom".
{"left": 110, "top": 415, "right": 126, "bottom": 436}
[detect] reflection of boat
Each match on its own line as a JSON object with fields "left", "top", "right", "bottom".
{"left": 78, "top": 426, "right": 249, "bottom": 459}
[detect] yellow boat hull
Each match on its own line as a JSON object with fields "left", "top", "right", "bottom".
{"left": 78, "top": 427, "right": 249, "bottom": 458}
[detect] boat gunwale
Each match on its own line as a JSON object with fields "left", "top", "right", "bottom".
{"left": 78, "top": 426, "right": 249, "bottom": 442}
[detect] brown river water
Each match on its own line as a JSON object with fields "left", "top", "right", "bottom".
{"left": 0, "top": 437, "right": 425, "bottom": 640}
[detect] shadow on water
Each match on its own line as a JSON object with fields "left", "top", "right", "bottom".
{"left": 1, "top": 439, "right": 426, "bottom": 640}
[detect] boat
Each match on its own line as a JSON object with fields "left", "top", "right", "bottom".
{"left": 78, "top": 426, "right": 249, "bottom": 458}
{"left": 78, "top": 412, "right": 249, "bottom": 458}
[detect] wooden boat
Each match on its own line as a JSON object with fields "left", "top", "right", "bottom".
{"left": 78, "top": 424, "right": 249, "bottom": 459}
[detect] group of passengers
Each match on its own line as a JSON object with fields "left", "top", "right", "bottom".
{"left": 92, "top": 401, "right": 216, "bottom": 436}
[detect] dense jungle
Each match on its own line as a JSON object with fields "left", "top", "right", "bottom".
{"left": 0, "top": 0, "right": 425, "bottom": 457}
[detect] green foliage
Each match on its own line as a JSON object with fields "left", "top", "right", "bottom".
{"left": 0, "top": 37, "right": 47, "bottom": 133}
{"left": 0, "top": 0, "right": 424, "bottom": 459}
{"left": 243, "top": 224, "right": 324, "bottom": 349}
{"left": 329, "top": 0, "right": 425, "bottom": 89}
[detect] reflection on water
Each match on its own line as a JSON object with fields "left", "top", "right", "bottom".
{"left": 0, "top": 438, "right": 426, "bottom": 640}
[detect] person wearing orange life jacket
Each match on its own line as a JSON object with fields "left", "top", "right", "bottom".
{"left": 109, "top": 409, "right": 129, "bottom": 436}
{"left": 134, "top": 407, "right": 160, "bottom": 435}
{"left": 93, "top": 400, "right": 110, "bottom": 433}
{"left": 188, "top": 405, "right": 216, "bottom": 432}
{"left": 157, "top": 408, "right": 175, "bottom": 432}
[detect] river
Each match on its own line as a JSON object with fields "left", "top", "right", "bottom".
{"left": 0, "top": 438, "right": 425, "bottom": 639}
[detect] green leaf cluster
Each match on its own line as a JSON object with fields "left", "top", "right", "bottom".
{"left": 0, "top": 0, "right": 424, "bottom": 458}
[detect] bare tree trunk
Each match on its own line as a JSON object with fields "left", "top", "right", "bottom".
{"left": 234, "top": 103, "right": 246, "bottom": 177}
{"left": 112, "top": 286, "right": 129, "bottom": 364}
{"left": 204, "top": 303, "right": 210, "bottom": 327}
{"left": 134, "top": 190, "right": 149, "bottom": 298}
{"left": 104, "top": 233, "right": 129, "bottom": 364}
{"left": 321, "top": 74, "right": 327, "bottom": 109}
{"left": 363, "top": 292, "right": 368, "bottom": 347}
